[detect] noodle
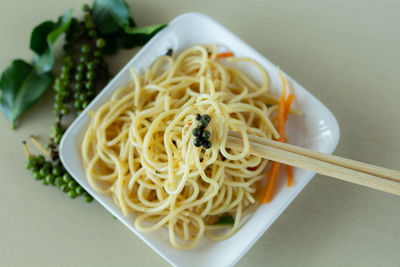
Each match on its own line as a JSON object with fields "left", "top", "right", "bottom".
{"left": 81, "top": 45, "right": 280, "bottom": 249}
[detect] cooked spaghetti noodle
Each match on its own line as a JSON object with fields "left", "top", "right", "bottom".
{"left": 81, "top": 45, "right": 280, "bottom": 249}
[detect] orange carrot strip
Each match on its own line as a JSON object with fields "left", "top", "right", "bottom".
{"left": 215, "top": 51, "right": 234, "bottom": 58}
{"left": 284, "top": 94, "right": 295, "bottom": 121}
{"left": 261, "top": 162, "right": 281, "bottom": 203}
{"left": 286, "top": 165, "right": 293, "bottom": 187}
{"left": 261, "top": 70, "right": 287, "bottom": 203}
{"left": 277, "top": 70, "right": 287, "bottom": 139}
{"left": 283, "top": 93, "right": 295, "bottom": 187}
{"left": 261, "top": 69, "right": 292, "bottom": 203}
{"left": 187, "top": 122, "right": 192, "bottom": 126}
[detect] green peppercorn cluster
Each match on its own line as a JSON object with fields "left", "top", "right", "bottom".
{"left": 25, "top": 4, "right": 114, "bottom": 202}
{"left": 192, "top": 114, "right": 212, "bottom": 149}
{"left": 25, "top": 154, "right": 93, "bottom": 202}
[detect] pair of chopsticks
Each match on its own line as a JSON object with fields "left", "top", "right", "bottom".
{"left": 226, "top": 131, "right": 400, "bottom": 196}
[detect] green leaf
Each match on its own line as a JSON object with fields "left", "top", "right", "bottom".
{"left": 0, "top": 60, "right": 52, "bottom": 128}
{"left": 123, "top": 24, "right": 166, "bottom": 35}
{"left": 214, "top": 215, "right": 235, "bottom": 225}
{"left": 93, "top": 0, "right": 131, "bottom": 34}
{"left": 101, "top": 24, "right": 166, "bottom": 53}
{"left": 30, "top": 9, "right": 73, "bottom": 73}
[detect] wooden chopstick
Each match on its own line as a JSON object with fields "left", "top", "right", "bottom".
{"left": 226, "top": 131, "right": 400, "bottom": 196}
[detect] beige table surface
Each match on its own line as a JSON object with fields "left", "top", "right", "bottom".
{"left": 1, "top": 0, "right": 400, "bottom": 266}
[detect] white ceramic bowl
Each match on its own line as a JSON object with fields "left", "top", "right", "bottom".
{"left": 60, "top": 12, "right": 340, "bottom": 267}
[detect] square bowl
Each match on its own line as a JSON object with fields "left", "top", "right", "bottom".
{"left": 60, "top": 12, "right": 340, "bottom": 267}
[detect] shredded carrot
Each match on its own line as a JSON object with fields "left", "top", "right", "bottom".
{"left": 261, "top": 69, "right": 295, "bottom": 203}
{"left": 187, "top": 122, "right": 192, "bottom": 126}
{"left": 284, "top": 94, "right": 295, "bottom": 121}
{"left": 261, "top": 162, "right": 281, "bottom": 203}
{"left": 286, "top": 165, "right": 293, "bottom": 187}
{"left": 215, "top": 51, "right": 234, "bottom": 58}
{"left": 284, "top": 93, "right": 295, "bottom": 187}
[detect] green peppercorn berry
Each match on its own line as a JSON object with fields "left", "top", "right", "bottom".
{"left": 85, "top": 21, "right": 95, "bottom": 29}
{"left": 39, "top": 167, "right": 49, "bottom": 177}
{"left": 61, "top": 65, "right": 68, "bottom": 73}
{"left": 60, "top": 72, "right": 68, "bottom": 80}
{"left": 202, "top": 114, "right": 211, "bottom": 123}
{"left": 74, "top": 91, "right": 80, "bottom": 99}
{"left": 198, "top": 119, "right": 208, "bottom": 128}
{"left": 193, "top": 138, "right": 203, "bottom": 147}
{"left": 43, "top": 161, "right": 52, "bottom": 170}
{"left": 77, "top": 93, "right": 85, "bottom": 102}
{"left": 62, "top": 80, "right": 69, "bottom": 87}
{"left": 61, "top": 107, "right": 69, "bottom": 115}
{"left": 201, "top": 130, "right": 211, "bottom": 140}
{"left": 75, "top": 186, "right": 84, "bottom": 196}
{"left": 31, "top": 165, "right": 40, "bottom": 172}
{"left": 81, "top": 44, "right": 90, "bottom": 54}
{"left": 88, "top": 30, "right": 96, "bottom": 37}
{"left": 79, "top": 55, "right": 88, "bottom": 63}
{"left": 202, "top": 140, "right": 212, "bottom": 149}
{"left": 82, "top": 101, "right": 89, "bottom": 109}
{"left": 77, "top": 63, "right": 85, "bottom": 72}
{"left": 84, "top": 194, "right": 93, "bottom": 203}
{"left": 54, "top": 176, "right": 63, "bottom": 187}
{"left": 84, "top": 13, "right": 91, "bottom": 21}
{"left": 37, "top": 155, "right": 45, "bottom": 165}
{"left": 26, "top": 156, "right": 37, "bottom": 168}
{"left": 96, "top": 38, "right": 106, "bottom": 48}
{"left": 68, "top": 180, "right": 77, "bottom": 189}
{"left": 60, "top": 184, "right": 69, "bottom": 192}
{"left": 54, "top": 135, "right": 62, "bottom": 144}
{"left": 42, "top": 178, "right": 49, "bottom": 185}
{"left": 33, "top": 171, "right": 42, "bottom": 180}
{"left": 53, "top": 83, "right": 61, "bottom": 92}
{"left": 87, "top": 90, "right": 95, "bottom": 98}
{"left": 25, "top": 161, "right": 32, "bottom": 170}
{"left": 52, "top": 124, "right": 60, "bottom": 135}
{"left": 53, "top": 166, "right": 62, "bottom": 176}
{"left": 74, "top": 100, "right": 82, "bottom": 110}
{"left": 75, "top": 83, "right": 82, "bottom": 91}
{"left": 86, "top": 71, "right": 94, "bottom": 80}
{"left": 45, "top": 174, "right": 55, "bottom": 185}
{"left": 62, "top": 173, "right": 72, "bottom": 183}
{"left": 55, "top": 94, "right": 62, "bottom": 102}
{"left": 68, "top": 190, "right": 77, "bottom": 199}
{"left": 85, "top": 81, "right": 93, "bottom": 90}
{"left": 55, "top": 102, "right": 63, "bottom": 111}
{"left": 94, "top": 50, "right": 102, "bottom": 57}
{"left": 192, "top": 127, "right": 202, "bottom": 137}
{"left": 75, "top": 72, "right": 83, "bottom": 81}
{"left": 60, "top": 90, "right": 70, "bottom": 98}
{"left": 196, "top": 113, "right": 202, "bottom": 121}
{"left": 87, "top": 62, "right": 95, "bottom": 71}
